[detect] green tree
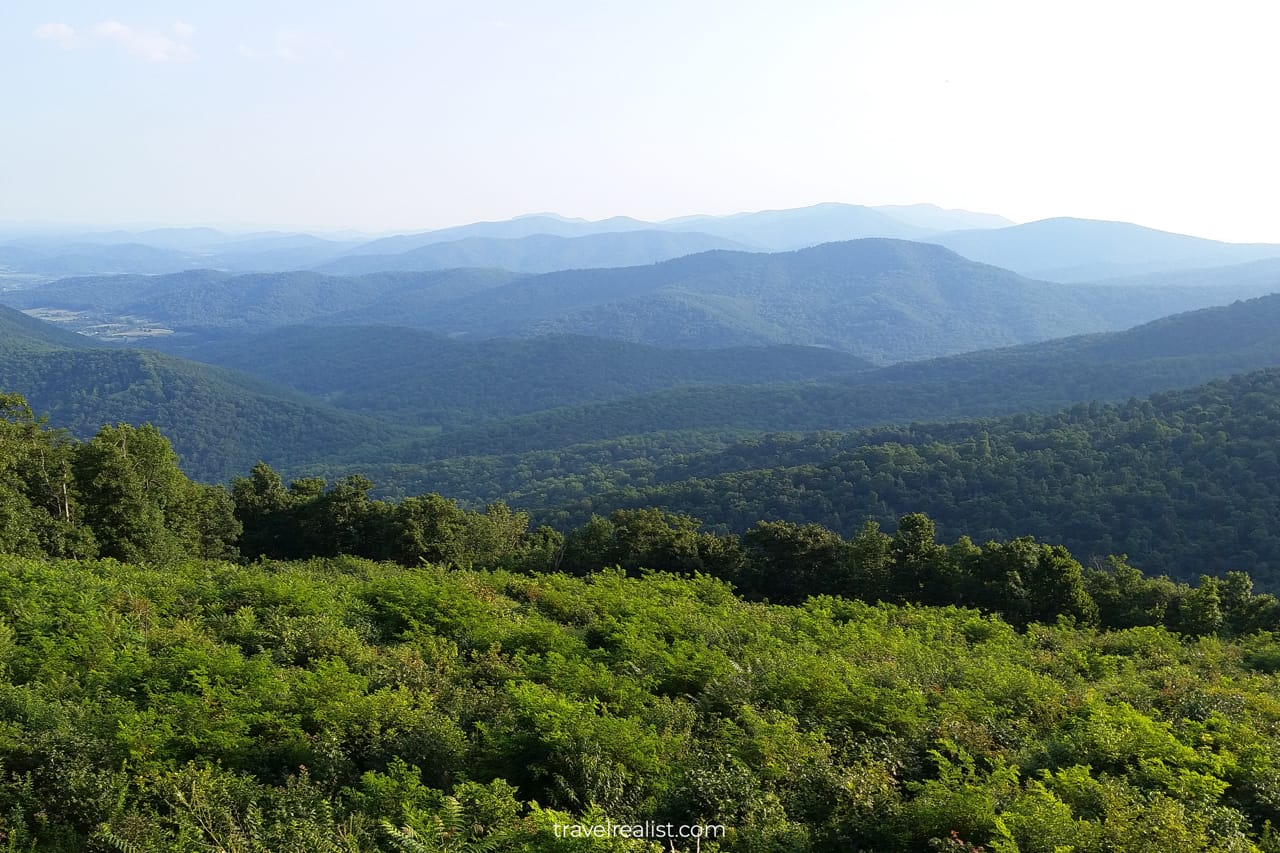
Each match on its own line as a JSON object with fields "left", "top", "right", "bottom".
{"left": 232, "top": 461, "right": 295, "bottom": 558}
{"left": 73, "top": 424, "right": 201, "bottom": 563}
{"left": 741, "top": 519, "right": 849, "bottom": 603}
{"left": 889, "top": 513, "right": 951, "bottom": 603}
{"left": 1177, "top": 575, "right": 1225, "bottom": 636}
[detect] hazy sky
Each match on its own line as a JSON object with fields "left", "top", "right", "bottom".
{"left": 4, "top": 1, "right": 1278, "bottom": 241}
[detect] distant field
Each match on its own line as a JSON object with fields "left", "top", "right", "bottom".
{"left": 19, "top": 306, "right": 173, "bottom": 339}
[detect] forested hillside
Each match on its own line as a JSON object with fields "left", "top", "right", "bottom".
{"left": 0, "top": 306, "right": 414, "bottom": 482}
{"left": 10, "top": 239, "right": 1279, "bottom": 363}
{"left": 0, "top": 268, "right": 521, "bottom": 331}
{"left": 6, "top": 397, "right": 1280, "bottom": 850}
{"left": 144, "top": 327, "right": 870, "bottom": 425}
{"left": 9, "top": 284, "right": 1280, "bottom": 531}
{"left": 291, "top": 293, "right": 1280, "bottom": 500}
{"left": 548, "top": 369, "right": 1280, "bottom": 587}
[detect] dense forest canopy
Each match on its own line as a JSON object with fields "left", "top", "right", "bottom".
{"left": 538, "top": 369, "right": 1280, "bottom": 586}
{"left": 2, "top": 211, "right": 1280, "bottom": 851}
{"left": 4, "top": 258, "right": 1280, "bottom": 850}
{"left": 272, "top": 292, "right": 1280, "bottom": 504}
{"left": 5, "top": 473, "right": 1280, "bottom": 849}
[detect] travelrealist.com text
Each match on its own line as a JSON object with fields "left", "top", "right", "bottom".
{"left": 552, "top": 821, "right": 727, "bottom": 840}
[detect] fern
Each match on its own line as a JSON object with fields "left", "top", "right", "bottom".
{"left": 93, "top": 826, "right": 149, "bottom": 853}
{"left": 381, "top": 796, "right": 507, "bottom": 853}
{"left": 381, "top": 821, "right": 436, "bottom": 853}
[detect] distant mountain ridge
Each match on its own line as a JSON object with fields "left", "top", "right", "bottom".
{"left": 318, "top": 229, "right": 751, "bottom": 275}
{"left": 931, "top": 217, "right": 1280, "bottom": 281}
{"left": 0, "top": 202, "right": 1012, "bottom": 279}
{"left": 9, "top": 238, "right": 1280, "bottom": 364}
{"left": 11, "top": 206, "right": 1278, "bottom": 286}
{"left": 340, "top": 202, "right": 1013, "bottom": 258}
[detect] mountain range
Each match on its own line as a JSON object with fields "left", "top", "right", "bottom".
{"left": 316, "top": 229, "right": 751, "bottom": 275}
{"left": 5, "top": 201, "right": 1280, "bottom": 546}
{"left": 7, "top": 204, "right": 1278, "bottom": 287}
{"left": 278, "top": 291, "right": 1280, "bottom": 503}
{"left": 0, "top": 303, "right": 413, "bottom": 482}
{"left": 930, "top": 217, "right": 1280, "bottom": 281}
{"left": 144, "top": 327, "right": 871, "bottom": 426}
{"left": 9, "top": 238, "right": 1280, "bottom": 365}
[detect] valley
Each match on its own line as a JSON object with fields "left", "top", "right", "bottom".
{"left": 5, "top": 211, "right": 1280, "bottom": 585}
{"left": 4, "top": 202, "right": 1280, "bottom": 853}
{"left": 12, "top": 4, "right": 1280, "bottom": 847}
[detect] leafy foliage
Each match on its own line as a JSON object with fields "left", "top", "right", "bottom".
{"left": 0, "top": 550, "right": 1276, "bottom": 851}
{"left": 148, "top": 327, "right": 869, "bottom": 428}
{"left": 537, "top": 369, "right": 1280, "bottom": 587}
{"left": 0, "top": 309, "right": 417, "bottom": 482}
{"left": 2, "top": 399, "right": 1280, "bottom": 849}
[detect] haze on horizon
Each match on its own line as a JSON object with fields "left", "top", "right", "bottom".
{"left": 3, "top": 0, "right": 1278, "bottom": 243}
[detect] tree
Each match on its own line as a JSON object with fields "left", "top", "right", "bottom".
{"left": 296, "top": 474, "right": 378, "bottom": 558}
{"left": 73, "top": 424, "right": 200, "bottom": 563}
{"left": 741, "top": 519, "right": 849, "bottom": 602}
{"left": 232, "top": 461, "right": 295, "bottom": 558}
{"left": 0, "top": 393, "right": 51, "bottom": 556}
{"left": 889, "top": 513, "right": 950, "bottom": 603}
{"left": 1177, "top": 575, "right": 1224, "bottom": 637}
{"left": 846, "top": 520, "right": 893, "bottom": 601}
{"left": 560, "top": 508, "right": 739, "bottom": 579}
{"left": 391, "top": 494, "right": 472, "bottom": 566}
{"left": 971, "top": 538, "right": 1097, "bottom": 626}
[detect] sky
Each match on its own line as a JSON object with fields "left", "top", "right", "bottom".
{"left": 3, "top": 0, "right": 1279, "bottom": 242}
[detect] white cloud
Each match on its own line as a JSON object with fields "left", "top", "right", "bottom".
{"left": 238, "top": 30, "right": 311, "bottom": 63}
{"left": 91, "top": 21, "right": 195, "bottom": 63}
{"left": 273, "top": 31, "right": 303, "bottom": 62}
{"left": 172, "top": 21, "right": 196, "bottom": 39}
{"left": 33, "top": 22, "right": 77, "bottom": 48}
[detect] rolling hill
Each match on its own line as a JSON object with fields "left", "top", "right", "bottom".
{"left": 13, "top": 239, "right": 1280, "bottom": 363}
{"left": 931, "top": 217, "right": 1280, "bottom": 281}
{"left": 317, "top": 229, "right": 750, "bottom": 275}
{"left": 0, "top": 305, "right": 415, "bottom": 481}
{"left": 292, "top": 292, "right": 1280, "bottom": 502}
{"left": 544, "top": 368, "right": 1280, "bottom": 586}
{"left": 422, "top": 239, "right": 1280, "bottom": 361}
{"left": 145, "top": 326, "right": 872, "bottom": 425}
